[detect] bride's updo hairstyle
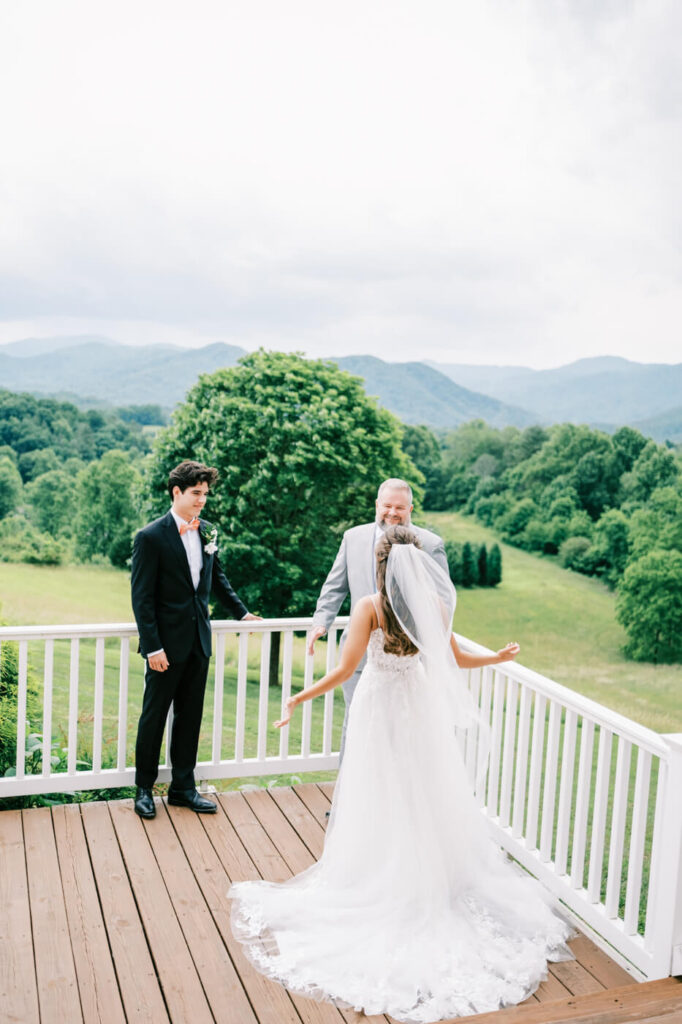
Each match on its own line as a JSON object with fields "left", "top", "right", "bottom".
{"left": 375, "top": 526, "right": 421, "bottom": 656}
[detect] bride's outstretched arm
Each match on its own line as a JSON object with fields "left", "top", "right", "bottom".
{"left": 450, "top": 633, "right": 520, "bottom": 668}
{"left": 274, "top": 597, "right": 375, "bottom": 728}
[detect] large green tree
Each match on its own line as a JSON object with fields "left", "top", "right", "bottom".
{"left": 75, "top": 450, "right": 143, "bottom": 568}
{"left": 145, "top": 351, "right": 418, "bottom": 680}
{"left": 616, "top": 550, "right": 682, "bottom": 663}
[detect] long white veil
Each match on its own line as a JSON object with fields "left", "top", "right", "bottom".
{"left": 385, "top": 543, "right": 490, "bottom": 777}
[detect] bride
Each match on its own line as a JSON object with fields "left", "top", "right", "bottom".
{"left": 229, "top": 526, "right": 573, "bottom": 1022}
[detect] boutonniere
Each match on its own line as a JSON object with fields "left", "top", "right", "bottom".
{"left": 200, "top": 523, "right": 219, "bottom": 555}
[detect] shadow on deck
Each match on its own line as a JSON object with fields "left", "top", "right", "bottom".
{"left": 1, "top": 784, "right": 681, "bottom": 1024}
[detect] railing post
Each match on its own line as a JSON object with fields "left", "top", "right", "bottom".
{"left": 650, "top": 734, "right": 682, "bottom": 977}
{"left": 665, "top": 735, "right": 682, "bottom": 975}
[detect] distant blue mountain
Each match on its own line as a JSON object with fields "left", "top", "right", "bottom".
{"left": 332, "top": 356, "right": 534, "bottom": 429}
{"left": 429, "top": 357, "right": 682, "bottom": 429}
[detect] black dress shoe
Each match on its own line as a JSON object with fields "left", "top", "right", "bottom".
{"left": 134, "top": 787, "right": 156, "bottom": 818}
{"left": 167, "top": 787, "right": 217, "bottom": 813}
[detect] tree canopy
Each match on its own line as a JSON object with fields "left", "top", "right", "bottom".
{"left": 146, "top": 350, "right": 418, "bottom": 618}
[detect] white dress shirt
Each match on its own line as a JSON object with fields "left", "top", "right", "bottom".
{"left": 171, "top": 508, "right": 203, "bottom": 590}
{"left": 146, "top": 510, "right": 203, "bottom": 659}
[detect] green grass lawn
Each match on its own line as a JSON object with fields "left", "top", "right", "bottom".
{"left": 422, "top": 512, "right": 682, "bottom": 734}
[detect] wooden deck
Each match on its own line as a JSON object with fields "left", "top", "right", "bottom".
{"left": 1, "top": 783, "right": 681, "bottom": 1024}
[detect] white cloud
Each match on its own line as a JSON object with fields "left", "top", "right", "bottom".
{"left": 0, "top": 0, "right": 680, "bottom": 367}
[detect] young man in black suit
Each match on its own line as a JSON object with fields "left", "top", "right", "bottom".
{"left": 131, "top": 460, "right": 260, "bottom": 818}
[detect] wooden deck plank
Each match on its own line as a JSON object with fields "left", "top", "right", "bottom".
{"left": 108, "top": 799, "right": 214, "bottom": 1024}
{"left": 80, "top": 800, "right": 169, "bottom": 1023}
{"left": 267, "top": 785, "right": 326, "bottom": 860}
{"left": 145, "top": 800, "right": 258, "bottom": 1024}
{"left": 23, "top": 805, "right": 83, "bottom": 1023}
{"left": 243, "top": 788, "right": 317, "bottom": 874}
{"left": 168, "top": 802, "right": 302, "bottom": 1024}
{"left": 462, "top": 977, "right": 682, "bottom": 1023}
{"left": 220, "top": 792, "right": 363, "bottom": 1024}
{"left": 52, "top": 804, "right": 126, "bottom": 1024}
{"left": 0, "top": 809, "right": 40, "bottom": 1024}
{"left": 568, "top": 933, "right": 634, "bottom": 989}
{"left": 548, "top": 956, "right": 606, "bottom": 996}
{"left": 292, "top": 782, "right": 332, "bottom": 830}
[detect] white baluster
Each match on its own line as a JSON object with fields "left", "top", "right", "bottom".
{"left": 67, "top": 638, "right": 80, "bottom": 777}
{"left": 511, "top": 685, "right": 532, "bottom": 839}
{"left": 116, "top": 637, "right": 129, "bottom": 772}
{"left": 525, "top": 692, "right": 547, "bottom": 851}
{"left": 15, "top": 641, "right": 28, "bottom": 780}
{"left": 234, "top": 632, "right": 249, "bottom": 762}
{"left": 605, "top": 737, "right": 633, "bottom": 919}
{"left": 301, "top": 647, "right": 314, "bottom": 759}
{"left": 555, "top": 709, "right": 578, "bottom": 876}
{"left": 323, "top": 628, "right": 337, "bottom": 757}
{"left": 475, "top": 666, "right": 493, "bottom": 805}
{"left": 588, "top": 726, "right": 613, "bottom": 903}
{"left": 278, "top": 631, "right": 294, "bottom": 760}
{"left": 539, "top": 701, "right": 561, "bottom": 862}
{"left": 41, "top": 639, "right": 54, "bottom": 778}
{"left": 212, "top": 632, "right": 226, "bottom": 764}
{"left": 624, "top": 747, "right": 652, "bottom": 934}
{"left": 570, "top": 718, "right": 595, "bottom": 889}
{"left": 257, "top": 632, "right": 271, "bottom": 763}
{"left": 92, "top": 638, "right": 105, "bottom": 773}
{"left": 486, "top": 671, "right": 505, "bottom": 818}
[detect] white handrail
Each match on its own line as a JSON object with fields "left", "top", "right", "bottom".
{"left": 0, "top": 617, "right": 680, "bottom": 983}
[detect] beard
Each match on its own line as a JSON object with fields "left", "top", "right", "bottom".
{"left": 376, "top": 513, "right": 411, "bottom": 529}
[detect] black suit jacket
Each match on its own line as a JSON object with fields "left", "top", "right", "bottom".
{"left": 131, "top": 511, "right": 248, "bottom": 662}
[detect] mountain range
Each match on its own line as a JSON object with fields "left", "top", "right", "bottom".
{"left": 1, "top": 336, "right": 680, "bottom": 442}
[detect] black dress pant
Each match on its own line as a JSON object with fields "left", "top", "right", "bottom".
{"left": 134, "top": 642, "right": 210, "bottom": 790}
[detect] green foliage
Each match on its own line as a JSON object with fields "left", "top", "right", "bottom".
{"left": 486, "top": 543, "right": 502, "bottom": 586}
{"left": 75, "top": 450, "right": 142, "bottom": 568}
{"left": 0, "top": 516, "right": 65, "bottom": 565}
{"left": 559, "top": 536, "right": 595, "bottom": 573}
{"left": 616, "top": 550, "right": 682, "bottom": 663}
{"left": 146, "top": 350, "right": 418, "bottom": 617}
{"left": 476, "top": 543, "right": 487, "bottom": 585}
{"left": 25, "top": 469, "right": 79, "bottom": 538}
{"left": 460, "top": 542, "right": 477, "bottom": 588}
{"left": 401, "top": 424, "right": 445, "bottom": 509}
{"left": 0, "top": 456, "right": 23, "bottom": 519}
{"left": 0, "top": 389, "right": 151, "bottom": 465}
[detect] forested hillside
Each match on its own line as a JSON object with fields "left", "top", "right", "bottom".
{"left": 404, "top": 420, "right": 682, "bottom": 662}
{"left": 0, "top": 391, "right": 164, "bottom": 567}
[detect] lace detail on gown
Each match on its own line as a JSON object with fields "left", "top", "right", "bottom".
{"left": 229, "top": 627, "right": 573, "bottom": 1022}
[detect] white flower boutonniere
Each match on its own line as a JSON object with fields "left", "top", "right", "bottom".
{"left": 200, "top": 523, "right": 219, "bottom": 555}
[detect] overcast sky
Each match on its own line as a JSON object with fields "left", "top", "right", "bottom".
{"left": 0, "top": 0, "right": 679, "bottom": 367}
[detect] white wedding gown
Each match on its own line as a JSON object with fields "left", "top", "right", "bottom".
{"left": 229, "top": 628, "right": 573, "bottom": 1022}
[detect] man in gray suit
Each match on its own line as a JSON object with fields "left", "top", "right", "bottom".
{"left": 308, "top": 478, "right": 448, "bottom": 757}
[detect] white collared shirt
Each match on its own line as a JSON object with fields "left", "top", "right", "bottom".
{"left": 170, "top": 508, "right": 203, "bottom": 590}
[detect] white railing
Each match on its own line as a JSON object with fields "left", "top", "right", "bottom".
{"left": 0, "top": 619, "right": 680, "bottom": 983}
{"left": 455, "top": 633, "right": 682, "bottom": 984}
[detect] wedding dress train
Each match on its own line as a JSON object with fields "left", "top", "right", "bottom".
{"left": 229, "top": 626, "right": 573, "bottom": 1022}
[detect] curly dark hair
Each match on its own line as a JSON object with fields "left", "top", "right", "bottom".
{"left": 375, "top": 525, "right": 422, "bottom": 656}
{"left": 167, "top": 460, "right": 218, "bottom": 499}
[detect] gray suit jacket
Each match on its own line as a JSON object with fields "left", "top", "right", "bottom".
{"left": 312, "top": 522, "right": 448, "bottom": 632}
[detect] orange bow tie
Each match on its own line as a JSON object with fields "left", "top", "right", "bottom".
{"left": 179, "top": 518, "right": 200, "bottom": 535}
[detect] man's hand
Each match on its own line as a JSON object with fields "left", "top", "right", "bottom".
{"left": 241, "top": 613, "right": 263, "bottom": 621}
{"left": 148, "top": 651, "right": 170, "bottom": 672}
{"left": 307, "top": 626, "right": 326, "bottom": 655}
